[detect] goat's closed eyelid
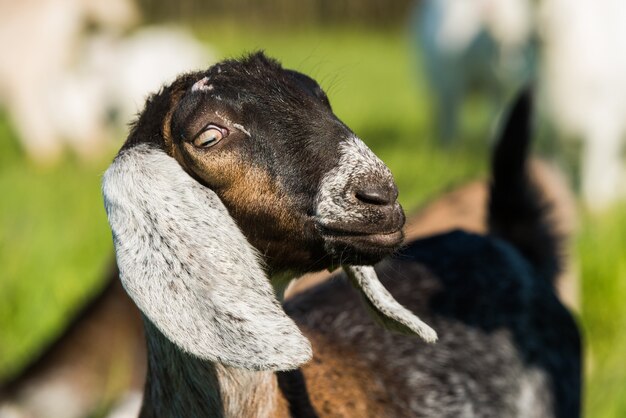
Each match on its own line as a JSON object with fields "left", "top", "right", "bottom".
{"left": 192, "top": 124, "right": 228, "bottom": 148}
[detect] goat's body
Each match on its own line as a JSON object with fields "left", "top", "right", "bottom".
{"left": 133, "top": 231, "right": 579, "bottom": 418}
{"left": 288, "top": 231, "right": 579, "bottom": 417}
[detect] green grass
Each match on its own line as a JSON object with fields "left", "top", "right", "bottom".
{"left": 578, "top": 207, "right": 626, "bottom": 417}
{"left": 0, "top": 115, "right": 114, "bottom": 377}
{"left": 0, "top": 24, "right": 624, "bottom": 417}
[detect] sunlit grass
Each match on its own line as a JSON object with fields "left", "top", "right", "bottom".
{"left": 0, "top": 116, "right": 113, "bottom": 377}
{"left": 0, "top": 24, "right": 624, "bottom": 417}
{"left": 578, "top": 206, "right": 626, "bottom": 417}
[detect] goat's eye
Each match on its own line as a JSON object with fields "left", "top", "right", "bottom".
{"left": 193, "top": 126, "right": 226, "bottom": 148}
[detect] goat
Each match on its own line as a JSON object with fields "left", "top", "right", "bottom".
{"left": 98, "top": 52, "right": 580, "bottom": 417}
{"left": 0, "top": 0, "right": 211, "bottom": 164}
{"left": 0, "top": 0, "right": 138, "bottom": 164}
{"left": 412, "top": 0, "right": 536, "bottom": 142}
{"left": 413, "top": 0, "right": 626, "bottom": 209}
{"left": 538, "top": 0, "right": 626, "bottom": 209}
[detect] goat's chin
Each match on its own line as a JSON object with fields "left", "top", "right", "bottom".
{"left": 322, "top": 229, "right": 404, "bottom": 265}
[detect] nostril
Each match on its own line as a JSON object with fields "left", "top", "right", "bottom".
{"left": 355, "top": 184, "right": 397, "bottom": 206}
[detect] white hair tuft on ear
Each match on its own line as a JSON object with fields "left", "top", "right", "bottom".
{"left": 344, "top": 265, "right": 438, "bottom": 343}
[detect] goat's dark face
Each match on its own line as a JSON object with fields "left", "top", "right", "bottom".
{"left": 136, "top": 53, "right": 404, "bottom": 273}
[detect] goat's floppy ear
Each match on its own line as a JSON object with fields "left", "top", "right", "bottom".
{"left": 102, "top": 145, "right": 312, "bottom": 370}
{"left": 344, "top": 265, "right": 438, "bottom": 343}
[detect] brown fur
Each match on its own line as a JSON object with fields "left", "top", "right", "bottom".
{"left": 217, "top": 162, "right": 313, "bottom": 268}
{"left": 182, "top": 148, "right": 317, "bottom": 270}
{"left": 272, "top": 380, "right": 292, "bottom": 418}
{"left": 298, "top": 330, "right": 399, "bottom": 418}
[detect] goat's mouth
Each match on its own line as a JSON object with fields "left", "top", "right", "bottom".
{"left": 317, "top": 224, "right": 404, "bottom": 265}
{"left": 314, "top": 196, "right": 406, "bottom": 265}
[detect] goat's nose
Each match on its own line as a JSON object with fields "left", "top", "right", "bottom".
{"left": 355, "top": 183, "right": 398, "bottom": 206}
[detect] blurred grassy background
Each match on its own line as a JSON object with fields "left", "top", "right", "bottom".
{"left": 0, "top": 23, "right": 625, "bottom": 417}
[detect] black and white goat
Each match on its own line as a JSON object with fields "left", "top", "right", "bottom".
{"left": 99, "top": 53, "right": 579, "bottom": 417}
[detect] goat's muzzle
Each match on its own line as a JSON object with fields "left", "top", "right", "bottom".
{"left": 314, "top": 136, "right": 406, "bottom": 265}
{"left": 316, "top": 181, "right": 405, "bottom": 264}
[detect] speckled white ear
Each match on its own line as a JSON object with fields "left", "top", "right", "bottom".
{"left": 102, "top": 145, "right": 312, "bottom": 370}
{"left": 344, "top": 265, "right": 438, "bottom": 343}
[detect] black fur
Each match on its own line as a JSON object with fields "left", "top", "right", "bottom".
{"left": 488, "top": 90, "right": 561, "bottom": 283}
{"left": 286, "top": 229, "right": 580, "bottom": 417}
{"left": 276, "top": 370, "right": 319, "bottom": 418}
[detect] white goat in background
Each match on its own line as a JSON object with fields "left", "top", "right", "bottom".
{"left": 413, "top": 0, "right": 535, "bottom": 142}
{"left": 415, "top": 0, "right": 626, "bottom": 209}
{"left": 0, "top": 0, "right": 137, "bottom": 163}
{"left": 539, "top": 0, "right": 626, "bottom": 210}
{"left": 0, "top": 0, "right": 212, "bottom": 165}
{"left": 48, "top": 27, "right": 213, "bottom": 159}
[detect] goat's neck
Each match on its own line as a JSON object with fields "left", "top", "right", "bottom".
{"left": 139, "top": 318, "right": 287, "bottom": 418}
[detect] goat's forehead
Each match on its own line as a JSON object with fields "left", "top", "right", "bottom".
{"left": 188, "top": 60, "right": 322, "bottom": 105}
{"left": 169, "top": 55, "right": 344, "bottom": 148}
{"left": 178, "top": 80, "right": 334, "bottom": 135}
{"left": 203, "top": 55, "right": 293, "bottom": 84}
